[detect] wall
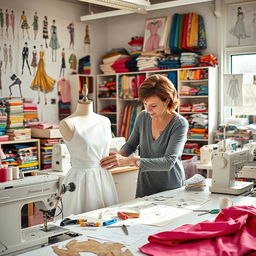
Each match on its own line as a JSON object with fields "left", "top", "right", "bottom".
{"left": 0, "top": 0, "right": 107, "bottom": 123}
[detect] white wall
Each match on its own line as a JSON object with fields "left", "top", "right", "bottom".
{"left": 0, "top": 0, "right": 107, "bottom": 123}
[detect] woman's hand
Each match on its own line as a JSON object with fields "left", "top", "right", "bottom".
{"left": 100, "top": 152, "right": 133, "bottom": 170}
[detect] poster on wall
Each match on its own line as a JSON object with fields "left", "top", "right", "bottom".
{"left": 223, "top": 74, "right": 243, "bottom": 107}
{"left": 226, "top": 2, "right": 256, "bottom": 46}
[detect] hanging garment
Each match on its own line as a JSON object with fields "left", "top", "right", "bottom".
{"left": 57, "top": 79, "right": 71, "bottom": 103}
{"left": 60, "top": 115, "right": 118, "bottom": 217}
{"left": 30, "top": 51, "right": 55, "bottom": 93}
{"left": 140, "top": 205, "right": 256, "bottom": 256}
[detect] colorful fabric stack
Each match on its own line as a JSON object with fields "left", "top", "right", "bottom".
{"left": 180, "top": 85, "right": 208, "bottom": 96}
{"left": 6, "top": 98, "right": 24, "bottom": 130}
{"left": 168, "top": 13, "right": 207, "bottom": 52}
{"left": 125, "top": 54, "right": 140, "bottom": 72}
{"left": 7, "top": 128, "right": 31, "bottom": 141}
{"left": 180, "top": 52, "right": 200, "bottom": 68}
{"left": 1, "top": 143, "right": 39, "bottom": 172}
{"left": 98, "top": 77, "right": 117, "bottom": 98}
{"left": 199, "top": 54, "right": 218, "bottom": 67}
{"left": 40, "top": 138, "right": 62, "bottom": 170}
{"left": 119, "top": 74, "right": 146, "bottom": 99}
{"left": 128, "top": 36, "right": 144, "bottom": 54}
{"left": 118, "top": 102, "right": 143, "bottom": 140}
{"left": 215, "top": 124, "right": 253, "bottom": 146}
{"left": 183, "top": 142, "right": 201, "bottom": 159}
{"left": 59, "top": 101, "right": 71, "bottom": 120}
{"left": 179, "top": 69, "right": 208, "bottom": 80}
{"left": 78, "top": 55, "right": 91, "bottom": 74}
{"left": 0, "top": 99, "right": 8, "bottom": 142}
{"left": 23, "top": 98, "right": 39, "bottom": 127}
{"left": 100, "top": 48, "right": 130, "bottom": 74}
{"left": 111, "top": 57, "right": 131, "bottom": 73}
{"left": 158, "top": 55, "right": 180, "bottom": 69}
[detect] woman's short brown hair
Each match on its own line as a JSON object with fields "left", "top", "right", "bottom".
{"left": 138, "top": 74, "right": 179, "bottom": 111}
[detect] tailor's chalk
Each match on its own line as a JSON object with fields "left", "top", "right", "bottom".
{"left": 103, "top": 218, "right": 117, "bottom": 226}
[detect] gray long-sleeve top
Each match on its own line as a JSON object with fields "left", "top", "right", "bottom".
{"left": 121, "top": 110, "right": 189, "bottom": 197}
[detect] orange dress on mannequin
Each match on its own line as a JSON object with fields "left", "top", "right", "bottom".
{"left": 30, "top": 50, "right": 55, "bottom": 93}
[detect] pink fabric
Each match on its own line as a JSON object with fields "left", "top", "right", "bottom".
{"left": 139, "top": 206, "right": 256, "bottom": 256}
{"left": 57, "top": 79, "right": 71, "bottom": 103}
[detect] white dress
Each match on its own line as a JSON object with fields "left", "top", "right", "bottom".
{"left": 60, "top": 114, "right": 118, "bottom": 217}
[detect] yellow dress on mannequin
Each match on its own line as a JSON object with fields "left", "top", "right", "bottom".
{"left": 30, "top": 50, "right": 55, "bottom": 93}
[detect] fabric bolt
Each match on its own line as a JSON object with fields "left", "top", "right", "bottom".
{"left": 140, "top": 205, "right": 256, "bottom": 256}
{"left": 121, "top": 110, "right": 188, "bottom": 197}
{"left": 60, "top": 115, "right": 118, "bottom": 217}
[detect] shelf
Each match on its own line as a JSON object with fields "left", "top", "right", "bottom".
{"left": 99, "top": 112, "right": 117, "bottom": 114}
{"left": 98, "top": 97, "right": 117, "bottom": 100}
{"left": 182, "top": 153, "right": 200, "bottom": 156}
{"left": 179, "top": 112, "right": 208, "bottom": 114}
{"left": 187, "top": 139, "right": 208, "bottom": 142}
{"left": 0, "top": 139, "right": 40, "bottom": 144}
{"left": 119, "top": 98, "right": 139, "bottom": 101}
{"left": 179, "top": 79, "right": 208, "bottom": 82}
{"left": 179, "top": 96, "right": 208, "bottom": 98}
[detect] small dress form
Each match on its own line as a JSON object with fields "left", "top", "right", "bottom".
{"left": 60, "top": 114, "right": 118, "bottom": 217}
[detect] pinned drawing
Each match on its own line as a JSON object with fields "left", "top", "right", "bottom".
{"left": 20, "top": 10, "right": 30, "bottom": 39}
{"left": 49, "top": 19, "right": 60, "bottom": 62}
{"left": 223, "top": 74, "right": 243, "bottom": 107}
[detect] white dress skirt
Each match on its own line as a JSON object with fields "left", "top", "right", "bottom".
{"left": 59, "top": 114, "right": 118, "bottom": 218}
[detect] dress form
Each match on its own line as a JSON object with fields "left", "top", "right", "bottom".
{"left": 59, "top": 84, "right": 96, "bottom": 141}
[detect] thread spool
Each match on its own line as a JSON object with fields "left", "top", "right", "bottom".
{"left": 7, "top": 167, "right": 13, "bottom": 181}
{"left": 0, "top": 167, "right": 8, "bottom": 182}
{"left": 12, "top": 167, "right": 20, "bottom": 180}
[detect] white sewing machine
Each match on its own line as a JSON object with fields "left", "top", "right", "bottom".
{"left": 209, "top": 142, "right": 255, "bottom": 195}
{"left": 0, "top": 175, "right": 76, "bottom": 255}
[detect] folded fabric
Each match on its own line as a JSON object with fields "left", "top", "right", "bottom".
{"left": 140, "top": 205, "right": 256, "bottom": 256}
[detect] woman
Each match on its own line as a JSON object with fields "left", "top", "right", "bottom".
{"left": 100, "top": 74, "right": 188, "bottom": 197}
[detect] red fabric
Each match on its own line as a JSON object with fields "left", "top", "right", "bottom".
{"left": 139, "top": 206, "right": 256, "bottom": 256}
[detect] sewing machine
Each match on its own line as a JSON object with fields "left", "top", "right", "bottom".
{"left": 52, "top": 144, "right": 71, "bottom": 172}
{"left": 209, "top": 144, "right": 254, "bottom": 195}
{"left": 0, "top": 175, "right": 75, "bottom": 255}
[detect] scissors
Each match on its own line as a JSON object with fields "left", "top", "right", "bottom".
{"left": 193, "top": 209, "right": 220, "bottom": 216}
{"left": 107, "top": 224, "right": 129, "bottom": 235}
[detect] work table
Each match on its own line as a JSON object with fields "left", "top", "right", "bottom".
{"left": 18, "top": 183, "right": 256, "bottom": 256}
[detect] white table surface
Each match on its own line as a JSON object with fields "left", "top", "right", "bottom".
{"left": 18, "top": 184, "right": 256, "bottom": 256}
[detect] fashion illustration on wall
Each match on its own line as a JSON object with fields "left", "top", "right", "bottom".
{"left": 60, "top": 48, "right": 66, "bottom": 77}
{"left": 5, "top": 9, "right": 9, "bottom": 38}
{"left": 10, "top": 10, "right": 15, "bottom": 38}
{"left": 31, "top": 45, "right": 38, "bottom": 75}
{"left": 0, "top": 9, "right": 3, "bottom": 37}
{"left": 229, "top": 6, "right": 250, "bottom": 45}
{"left": 32, "top": 11, "right": 39, "bottom": 40}
{"left": 30, "top": 45, "right": 55, "bottom": 105}
{"left": 8, "top": 44, "right": 12, "bottom": 72}
{"left": 21, "top": 42, "right": 31, "bottom": 75}
{"left": 20, "top": 10, "right": 30, "bottom": 39}
{"left": 0, "top": 56, "right": 2, "bottom": 95}
{"left": 3, "top": 43, "right": 8, "bottom": 73}
{"left": 224, "top": 74, "right": 243, "bottom": 107}
{"left": 49, "top": 19, "right": 60, "bottom": 62}
{"left": 42, "top": 16, "right": 49, "bottom": 48}
{"left": 84, "top": 24, "right": 90, "bottom": 51}
{"left": 9, "top": 74, "right": 22, "bottom": 97}
{"left": 67, "top": 22, "right": 74, "bottom": 49}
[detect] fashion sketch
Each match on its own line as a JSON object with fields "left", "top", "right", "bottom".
{"left": 229, "top": 6, "right": 249, "bottom": 45}
{"left": 10, "top": 10, "right": 15, "bottom": 38}
{"left": 0, "top": 9, "right": 3, "bottom": 37}
{"left": 30, "top": 45, "right": 55, "bottom": 105}
{"left": 60, "top": 48, "right": 66, "bottom": 77}
{"left": 226, "top": 74, "right": 242, "bottom": 106}
{"left": 31, "top": 45, "right": 38, "bottom": 75}
{"left": 21, "top": 42, "right": 31, "bottom": 75}
{"left": 3, "top": 44, "right": 8, "bottom": 73}
{"left": 42, "top": 16, "right": 49, "bottom": 48}
{"left": 0, "top": 59, "right": 2, "bottom": 94}
{"left": 9, "top": 74, "right": 22, "bottom": 97}
{"left": 253, "top": 13, "right": 256, "bottom": 41}
{"left": 144, "top": 19, "right": 163, "bottom": 51}
{"left": 5, "top": 9, "right": 9, "bottom": 38}
{"left": 8, "top": 44, "right": 12, "bottom": 72}
{"left": 84, "top": 24, "right": 90, "bottom": 51}
{"left": 20, "top": 10, "right": 30, "bottom": 39}
{"left": 49, "top": 19, "right": 60, "bottom": 62}
{"left": 32, "top": 12, "right": 39, "bottom": 40}
{"left": 67, "top": 22, "right": 74, "bottom": 49}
